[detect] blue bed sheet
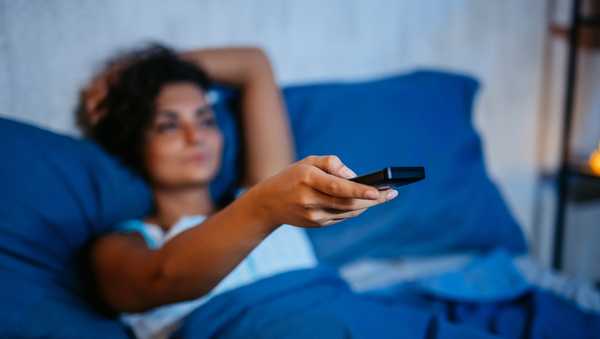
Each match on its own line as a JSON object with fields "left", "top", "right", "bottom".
{"left": 175, "top": 255, "right": 600, "bottom": 339}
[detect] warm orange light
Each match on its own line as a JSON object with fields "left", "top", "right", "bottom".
{"left": 590, "top": 144, "right": 600, "bottom": 176}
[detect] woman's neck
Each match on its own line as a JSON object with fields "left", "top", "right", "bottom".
{"left": 148, "top": 185, "right": 214, "bottom": 231}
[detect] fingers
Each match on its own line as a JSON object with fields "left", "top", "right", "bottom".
{"left": 294, "top": 155, "right": 400, "bottom": 227}
{"left": 301, "top": 155, "right": 357, "bottom": 179}
{"left": 301, "top": 189, "right": 398, "bottom": 227}
{"left": 317, "top": 189, "right": 397, "bottom": 211}
{"left": 307, "top": 168, "right": 380, "bottom": 200}
{"left": 304, "top": 208, "right": 368, "bottom": 227}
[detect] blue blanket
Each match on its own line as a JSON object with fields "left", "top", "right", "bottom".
{"left": 175, "top": 257, "right": 600, "bottom": 339}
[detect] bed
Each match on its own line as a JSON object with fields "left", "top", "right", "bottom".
{"left": 0, "top": 70, "right": 598, "bottom": 338}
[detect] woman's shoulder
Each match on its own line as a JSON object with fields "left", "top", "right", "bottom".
{"left": 163, "top": 215, "right": 207, "bottom": 242}
{"left": 115, "top": 214, "right": 207, "bottom": 248}
{"left": 115, "top": 219, "right": 165, "bottom": 249}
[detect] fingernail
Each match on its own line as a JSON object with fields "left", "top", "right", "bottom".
{"left": 342, "top": 166, "right": 357, "bottom": 178}
{"left": 366, "top": 190, "right": 379, "bottom": 199}
{"left": 387, "top": 190, "right": 398, "bottom": 200}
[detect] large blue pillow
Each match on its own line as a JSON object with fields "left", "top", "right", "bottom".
{"left": 205, "top": 70, "right": 527, "bottom": 265}
{"left": 283, "top": 70, "right": 527, "bottom": 264}
{"left": 0, "top": 117, "right": 151, "bottom": 338}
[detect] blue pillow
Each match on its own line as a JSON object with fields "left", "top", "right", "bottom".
{"left": 214, "top": 71, "right": 526, "bottom": 265}
{"left": 0, "top": 117, "right": 151, "bottom": 338}
{"left": 282, "top": 70, "right": 527, "bottom": 264}
{"left": 197, "top": 70, "right": 528, "bottom": 265}
{"left": 209, "top": 87, "right": 243, "bottom": 206}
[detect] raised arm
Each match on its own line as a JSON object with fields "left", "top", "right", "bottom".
{"left": 182, "top": 47, "right": 294, "bottom": 187}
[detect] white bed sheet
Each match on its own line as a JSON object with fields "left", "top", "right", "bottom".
{"left": 340, "top": 254, "right": 600, "bottom": 313}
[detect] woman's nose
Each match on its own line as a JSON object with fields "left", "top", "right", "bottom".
{"left": 183, "top": 123, "right": 202, "bottom": 145}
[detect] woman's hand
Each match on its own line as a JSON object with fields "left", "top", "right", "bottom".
{"left": 80, "top": 62, "right": 124, "bottom": 126}
{"left": 242, "top": 155, "right": 398, "bottom": 228}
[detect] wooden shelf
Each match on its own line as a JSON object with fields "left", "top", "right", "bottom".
{"left": 551, "top": 0, "right": 599, "bottom": 270}
{"left": 567, "top": 163, "right": 600, "bottom": 202}
{"left": 568, "top": 164, "right": 600, "bottom": 181}
{"left": 550, "top": 23, "right": 600, "bottom": 48}
{"left": 540, "top": 163, "right": 600, "bottom": 203}
{"left": 581, "top": 15, "right": 600, "bottom": 26}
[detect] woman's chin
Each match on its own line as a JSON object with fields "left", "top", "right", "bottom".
{"left": 153, "top": 174, "right": 214, "bottom": 190}
{"left": 183, "top": 171, "right": 217, "bottom": 186}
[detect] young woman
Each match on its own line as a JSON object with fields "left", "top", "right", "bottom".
{"left": 79, "top": 44, "right": 398, "bottom": 338}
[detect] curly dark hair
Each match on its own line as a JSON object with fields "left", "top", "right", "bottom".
{"left": 83, "top": 44, "right": 211, "bottom": 178}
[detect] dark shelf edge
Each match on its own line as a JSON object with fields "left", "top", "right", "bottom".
{"left": 541, "top": 162, "right": 600, "bottom": 181}
{"left": 566, "top": 165, "right": 600, "bottom": 181}
{"left": 580, "top": 16, "right": 600, "bottom": 26}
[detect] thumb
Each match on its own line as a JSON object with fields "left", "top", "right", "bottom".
{"left": 302, "top": 155, "right": 357, "bottom": 179}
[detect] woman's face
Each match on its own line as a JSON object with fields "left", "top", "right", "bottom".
{"left": 144, "top": 82, "right": 223, "bottom": 189}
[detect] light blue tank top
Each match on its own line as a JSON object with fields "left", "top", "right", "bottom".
{"left": 117, "top": 215, "right": 317, "bottom": 339}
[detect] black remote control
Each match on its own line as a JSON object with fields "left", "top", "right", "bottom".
{"left": 350, "top": 166, "right": 425, "bottom": 190}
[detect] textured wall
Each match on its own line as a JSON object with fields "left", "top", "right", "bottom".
{"left": 0, "top": 0, "right": 547, "bottom": 243}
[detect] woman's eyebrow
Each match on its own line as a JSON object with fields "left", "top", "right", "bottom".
{"left": 156, "top": 111, "right": 178, "bottom": 119}
{"left": 196, "top": 104, "right": 212, "bottom": 116}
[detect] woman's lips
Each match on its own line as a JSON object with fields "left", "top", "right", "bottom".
{"left": 187, "top": 152, "right": 211, "bottom": 163}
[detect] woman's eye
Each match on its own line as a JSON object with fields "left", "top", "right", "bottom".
{"left": 156, "top": 121, "right": 178, "bottom": 132}
{"left": 199, "top": 117, "right": 217, "bottom": 128}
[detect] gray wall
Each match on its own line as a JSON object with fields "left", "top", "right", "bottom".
{"left": 0, "top": 0, "right": 548, "bottom": 248}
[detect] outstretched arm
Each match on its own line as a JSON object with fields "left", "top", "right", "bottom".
{"left": 182, "top": 47, "right": 294, "bottom": 187}
{"left": 91, "top": 156, "right": 397, "bottom": 313}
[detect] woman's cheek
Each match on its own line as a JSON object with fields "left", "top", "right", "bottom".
{"left": 146, "top": 137, "right": 182, "bottom": 181}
